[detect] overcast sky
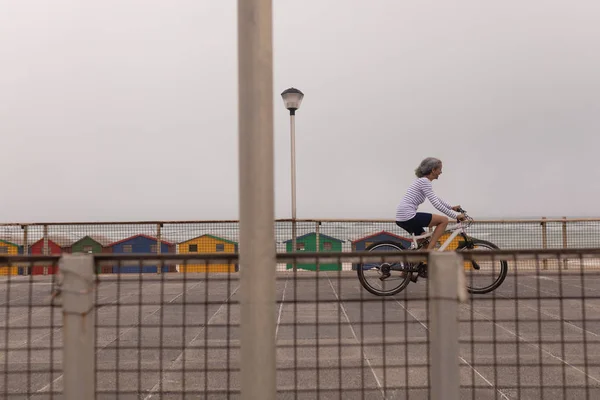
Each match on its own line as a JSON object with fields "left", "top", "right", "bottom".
{"left": 1, "top": 1, "right": 599, "bottom": 223}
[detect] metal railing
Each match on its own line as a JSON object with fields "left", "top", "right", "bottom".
{"left": 2, "top": 248, "right": 600, "bottom": 398}
{"left": 1, "top": 217, "right": 600, "bottom": 276}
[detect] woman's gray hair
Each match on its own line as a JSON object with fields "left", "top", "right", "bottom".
{"left": 415, "top": 157, "right": 442, "bottom": 178}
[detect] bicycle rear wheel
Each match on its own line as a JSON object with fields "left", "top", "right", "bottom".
{"left": 357, "top": 241, "right": 413, "bottom": 296}
{"left": 458, "top": 239, "right": 508, "bottom": 294}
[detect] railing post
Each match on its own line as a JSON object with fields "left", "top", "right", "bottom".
{"left": 541, "top": 217, "right": 548, "bottom": 270}
{"left": 22, "top": 225, "right": 29, "bottom": 275}
{"left": 562, "top": 216, "right": 568, "bottom": 270}
{"left": 238, "top": 0, "right": 276, "bottom": 399}
{"left": 429, "top": 251, "right": 467, "bottom": 400}
{"left": 315, "top": 221, "right": 320, "bottom": 271}
{"left": 59, "top": 254, "right": 96, "bottom": 400}
{"left": 156, "top": 223, "right": 162, "bottom": 274}
{"left": 43, "top": 224, "right": 49, "bottom": 275}
{"left": 292, "top": 219, "right": 297, "bottom": 271}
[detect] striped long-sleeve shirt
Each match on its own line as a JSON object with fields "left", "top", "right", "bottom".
{"left": 395, "top": 177, "right": 459, "bottom": 221}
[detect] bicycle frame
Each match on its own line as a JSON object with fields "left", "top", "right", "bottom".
{"left": 407, "top": 219, "right": 472, "bottom": 251}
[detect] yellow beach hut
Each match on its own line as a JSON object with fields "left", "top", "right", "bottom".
{"left": 177, "top": 234, "right": 238, "bottom": 273}
{"left": 0, "top": 239, "right": 20, "bottom": 275}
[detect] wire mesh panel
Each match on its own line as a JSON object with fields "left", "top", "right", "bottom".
{"left": 460, "top": 249, "right": 600, "bottom": 399}
{"left": 0, "top": 256, "right": 62, "bottom": 398}
{"left": 276, "top": 251, "right": 432, "bottom": 399}
{"left": 93, "top": 254, "right": 240, "bottom": 399}
{"left": 2, "top": 248, "right": 600, "bottom": 398}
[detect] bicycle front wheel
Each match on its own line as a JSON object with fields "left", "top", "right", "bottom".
{"left": 357, "top": 241, "right": 413, "bottom": 296}
{"left": 458, "top": 239, "right": 508, "bottom": 294}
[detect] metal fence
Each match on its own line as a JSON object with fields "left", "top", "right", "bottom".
{"left": 2, "top": 249, "right": 600, "bottom": 399}
{"left": 1, "top": 218, "right": 599, "bottom": 275}
{"left": 0, "top": 256, "right": 62, "bottom": 399}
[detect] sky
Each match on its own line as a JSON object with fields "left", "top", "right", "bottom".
{"left": 1, "top": 0, "right": 599, "bottom": 223}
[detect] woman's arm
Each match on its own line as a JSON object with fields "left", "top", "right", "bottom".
{"left": 420, "top": 180, "right": 459, "bottom": 219}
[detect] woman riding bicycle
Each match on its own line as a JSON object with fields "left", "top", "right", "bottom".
{"left": 357, "top": 160, "right": 506, "bottom": 295}
{"left": 396, "top": 157, "right": 466, "bottom": 250}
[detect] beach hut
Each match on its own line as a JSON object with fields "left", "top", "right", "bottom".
{"left": 108, "top": 234, "right": 175, "bottom": 273}
{"left": 0, "top": 239, "right": 20, "bottom": 275}
{"left": 71, "top": 235, "right": 114, "bottom": 273}
{"left": 29, "top": 236, "right": 73, "bottom": 275}
{"left": 177, "top": 234, "right": 238, "bottom": 273}
{"left": 0, "top": 239, "right": 19, "bottom": 255}
{"left": 284, "top": 232, "right": 344, "bottom": 271}
{"left": 350, "top": 230, "right": 412, "bottom": 270}
{"left": 71, "top": 235, "right": 112, "bottom": 254}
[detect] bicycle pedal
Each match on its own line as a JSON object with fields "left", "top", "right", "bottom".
{"left": 379, "top": 272, "right": 391, "bottom": 281}
{"left": 410, "top": 273, "right": 419, "bottom": 283}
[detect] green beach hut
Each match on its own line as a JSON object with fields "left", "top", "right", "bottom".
{"left": 284, "top": 232, "right": 344, "bottom": 271}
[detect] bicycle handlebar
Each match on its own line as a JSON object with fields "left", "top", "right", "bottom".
{"left": 455, "top": 207, "right": 474, "bottom": 227}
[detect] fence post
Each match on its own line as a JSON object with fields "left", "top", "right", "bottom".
{"left": 156, "top": 223, "right": 162, "bottom": 274}
{"left": 59, "top": 254, "right": 96, "bottom": 400}
{"left": 429, "top": 251, "right": 467, "bottom": 400}
{"left": 541, "top": 217, "right": 548, "bottom": 270}
{"left": 315, "top": 221, "right": 320, "bottom": 271}
{"left": 238, "top": 0, "right": 276, "bottom": 399}
{"left": 292, "top": 219, "right": 297, "bottom": 271}
{"left": 562, "top": 216, "right": 568, "bottom": 270}
{"left": 43, "top": 224, "right": 49, "bottom": 275}
{"left": 22, "top": 225, "right": 29, "bottom": 275}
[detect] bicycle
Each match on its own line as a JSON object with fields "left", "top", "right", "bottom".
{"left": 356, "top": 208, "right": 508, "bottom": 296}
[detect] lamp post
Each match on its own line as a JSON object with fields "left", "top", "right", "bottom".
{"left": 281, "top": 87, "right": 304, "bottom": 266}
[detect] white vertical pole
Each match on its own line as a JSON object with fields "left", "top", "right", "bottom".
{"left": 429, "top": 251, "right": 466, "bottom": 400}
{"left": 60, "top": 254, "right": 95, "bottom": 400}
{"left": 238, "top": 1, "right": 276, "bottom": 399}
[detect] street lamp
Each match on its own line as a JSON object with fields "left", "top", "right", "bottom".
{"left": 281, "top": 87, "right": 304, "bottom": 261}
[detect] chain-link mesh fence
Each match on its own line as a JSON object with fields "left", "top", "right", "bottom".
{"left": 2, "top": 218, "right": 599, "bottom": 277}
{"left": 2, "top": 249, "right": 600, "bottom": 398}
{"left": 0, "top": 256, "right": 62, "bottom": 398}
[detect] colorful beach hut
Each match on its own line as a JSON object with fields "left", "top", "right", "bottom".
{"left": 0, "top": 239, "right": 19, "bottom": 255}
{"left": 108, "top": 234, "right": 175, "bottom": 273}
{"left": 177, "top": 234, "right": 238, "bottom": 273}
{"left": 29, "top": 236, "right": 73, "bottom": 275}
{"left": 284, "top": 232, "right": 344, "bottom": 271}
{"left": 71, "top": 235, "right": 114, "bottom": 273}
{"left": 0, "top": 239, "right": 20, "bottom": 275}
{"left": 71, "top": 235, "right": 112, "bottom": 254}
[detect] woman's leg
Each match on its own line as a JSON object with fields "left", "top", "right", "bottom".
{"left": 426, "top": 214, "right": 449, "bottom": 250}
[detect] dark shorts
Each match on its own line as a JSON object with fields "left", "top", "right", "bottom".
{"left": 396, "top": 212, "right": 432, "bottom": 236}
